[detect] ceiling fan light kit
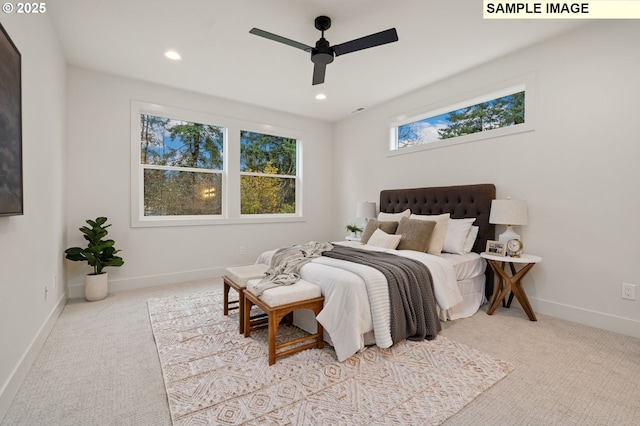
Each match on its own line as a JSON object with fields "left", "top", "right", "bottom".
{"left": 249, "top": 16, "right": 398, "bottom": 85}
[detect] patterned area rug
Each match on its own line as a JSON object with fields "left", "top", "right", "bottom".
{"left": 148, "top": 290, "right": 512, "bottom": 425}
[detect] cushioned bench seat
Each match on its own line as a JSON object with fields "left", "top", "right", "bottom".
{"left": 244, "top": 278, "right": 324, "bottom": 365}
{"left": 222, "top": 264, "right": 268, "bottom": 333}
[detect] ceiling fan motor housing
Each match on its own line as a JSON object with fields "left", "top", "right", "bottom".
{"left": 312, "top": 37, "right": 334, "bottom": 64}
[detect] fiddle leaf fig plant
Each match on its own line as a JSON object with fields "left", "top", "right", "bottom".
{"left": 65, "top": 217, "right": 124, "bottom": 275}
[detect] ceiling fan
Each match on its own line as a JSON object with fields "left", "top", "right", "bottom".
{"left": 249, "top": 16, "right": 398, "bottom": 85}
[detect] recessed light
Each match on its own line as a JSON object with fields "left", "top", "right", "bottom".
{"left": 164, "top": 50, "right": 182, "bottom": 61}
{"left": 315, "top": 93, "right": 327, "bottom": 100}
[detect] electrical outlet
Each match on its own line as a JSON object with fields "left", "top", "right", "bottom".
{"left": 622, "top": 283, "right": 636, "bottom": 300}
{"left": 239, "top": 246, "right": 246, "bottom": 255}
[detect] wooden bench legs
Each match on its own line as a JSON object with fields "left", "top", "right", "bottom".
{"left": 222, "top": 276, "right": 246, "bottom": 333}
{"left": 243, "top": 291, "right": 324, "bottom": 366}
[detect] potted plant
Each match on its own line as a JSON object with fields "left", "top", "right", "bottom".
{"left": 65, "top": 217, "right": 124, "bottom": 301}
{"left": 345, "top": 223, "right": 363, "bottom": 237}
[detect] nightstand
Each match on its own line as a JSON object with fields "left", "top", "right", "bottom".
{"left": 480, "top": 252, "right": 542, "bottom": 321}
{"left": 345, "top": 235, "right": 362, "bottom": 242}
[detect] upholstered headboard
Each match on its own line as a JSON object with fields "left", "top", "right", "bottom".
{"left": 379, "top": 184, "right": 496, "bottom": 298}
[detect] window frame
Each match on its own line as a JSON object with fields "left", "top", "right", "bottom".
{"left": 130, "top": 101, "right": 304, "bottom": 227}
{"left": 388, "top": 73, "right": 536, "bottom": 156}
{"left": 238, "top": 128, "right": 301, "bottom": 218}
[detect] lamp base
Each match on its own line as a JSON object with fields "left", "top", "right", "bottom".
{"left": 498, "top": 225, "right": 521, "bottom": 242}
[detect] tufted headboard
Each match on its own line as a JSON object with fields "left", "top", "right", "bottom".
{"left": 379, "top": 184, "right": 496, "bottom": 298}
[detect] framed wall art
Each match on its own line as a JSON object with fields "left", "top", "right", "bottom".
{"left": 0, "top": 22, "right": 22, "bottom": 216}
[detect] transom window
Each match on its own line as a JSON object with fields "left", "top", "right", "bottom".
{"left": 389, "top": 76, "right": 535, "bottom": 154}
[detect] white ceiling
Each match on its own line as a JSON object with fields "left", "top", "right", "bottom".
{"left": 48, "top": 0, "right": 588, "bottom": 122}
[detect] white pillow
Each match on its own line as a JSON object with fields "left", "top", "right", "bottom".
{"left": 463, "top": 226, "right": 479, "bottom": 254}
{"left": 443, "top": 218, "right": 476, "bottom": 255}
{"left": 378, "top": 209, "right": 411, "bottom": 222}
{"left": 409, "top": 213, "right": 450, "bottom": 255}
{"left": 367, "top": 228, "right": 402, "bottom": 249}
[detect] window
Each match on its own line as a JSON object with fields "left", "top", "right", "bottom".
{"left": 390, "top": 76, "right": 535, "bottom": 154}
{"left": 240, "top": 131, "right": 298, "bottom": 215}
{"left": 140, "top": 113, "right": 224, "bottom": 216}
{"left": 131, "top": 102, "right": 303, "bottom": 227}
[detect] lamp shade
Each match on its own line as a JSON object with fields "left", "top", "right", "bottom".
{"left": 489, "top": 199, "right": 528, "bottom": 225}
{"left": 356, "top": 201, "right": 376, "bottom": 219}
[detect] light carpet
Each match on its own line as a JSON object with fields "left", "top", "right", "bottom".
{"left": 148, "top": 290, "right": 513, "bottom": 425}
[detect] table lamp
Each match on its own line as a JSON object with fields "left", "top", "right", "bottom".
{"left": 489, "top": 198, "right": 528, "bottom": 242}
{"left": 356, "top": 201, "right": 376, "bottom": 229}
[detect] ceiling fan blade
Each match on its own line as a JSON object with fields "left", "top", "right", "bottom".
{"left": 333, "top": 28, "right": 398, "bottom": 57}
{"left": 312, "top": 62, "right": 326, "bottom": 85}
{"left": 249, "top": 28, "right": 313, "bottom": 52}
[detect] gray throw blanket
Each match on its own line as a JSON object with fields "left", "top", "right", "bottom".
{"left": 252, "top": 241, "right": 334, "bottom": 296}
{"left": 323, "top": 245, "right": 442, "bottom": 343}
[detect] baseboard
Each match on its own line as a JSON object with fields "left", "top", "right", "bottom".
{"left": 67, "top": 266, "right": 233, "bottom": 299}
{"left": 531, "top": 297, "right": 640, "bottom": 339}
{"left": 0, "top": 291, "right": 67, "bottom": 422}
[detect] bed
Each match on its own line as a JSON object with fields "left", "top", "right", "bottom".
{"left": 256, "top": 183, "right": 496, "bottom": 361}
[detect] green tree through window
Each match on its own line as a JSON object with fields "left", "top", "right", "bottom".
{"left": 240, "top": 131, "right": 297, "bottom": 214}
{"left": 395, "top": 91, "right": 525, "bottom": 149}
{"left": 140, "top": 114, "right": 224, "bottom": 216}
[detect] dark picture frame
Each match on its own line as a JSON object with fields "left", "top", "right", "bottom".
{"left": 0, "top": 22, "right": 23, "bottom": 216}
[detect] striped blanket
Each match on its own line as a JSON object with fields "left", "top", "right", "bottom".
{"left": 323, "top": 245, "right": 441, "bottom": 343}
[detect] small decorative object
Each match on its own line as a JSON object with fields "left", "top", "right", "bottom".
{"left": 65, "top": 217, "right": 124, "bottom": 301}
{"left": 489, "top": 198, "right": 528, "bottom": 242}
{"left": 506, "top": 238, "right": 524, "bottom": 257}
{"left": 485, "top": 240, "right": 507, "bottom": 256}
{"left": 345, "top": 223, "right": 363, "bottom": 237}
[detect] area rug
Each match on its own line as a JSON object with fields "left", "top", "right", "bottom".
{"left": 148, "top": 290, "right": 512, "bottom": 425}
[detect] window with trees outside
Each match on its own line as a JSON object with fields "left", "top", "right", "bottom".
{"left": 131, "top": 102, "right": 303, "bottom": 227}
{"left": 389, "top": 79, "right": 534, "bottom": 154}
{"left": 240, "top": 131, "right": 298, "bottom": 215}
{"left": 139, "top": 113, "right": 224, "bottom": 217}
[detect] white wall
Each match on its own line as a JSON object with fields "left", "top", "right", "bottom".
{"left": 333, "top": 21, "right": 640, "bottom": 338}
{"left": 0, "top": 15, "right": 67, "bottom": 420}
{"left": 65, "top": 68, "right": 334, "bottom": 296}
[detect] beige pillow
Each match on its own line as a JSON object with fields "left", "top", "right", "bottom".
{"left": 409, "top": 213, "right": 450, "bottom": 255}
{"left": 378, "top": 209, "right": 411, "bottom": 222}
{"left": 395, "top": 217, "right": 437, "bottom": 252}
{"left": 367, "top": 228, "right": 402, "bottom": 249}
{"left": 361, "top": 219, "right": 399, "bottom": 244}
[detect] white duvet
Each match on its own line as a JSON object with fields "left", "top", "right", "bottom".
{"left": 256, "top": 241, "right": 462, "bottom": 361}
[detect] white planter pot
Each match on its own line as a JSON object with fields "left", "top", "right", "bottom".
{"left": 85, "top": 273, "right": 108, "bottom": 301}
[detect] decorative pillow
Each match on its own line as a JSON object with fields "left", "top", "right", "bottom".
{"left": 367, "top": 228, "right": 402, "bottom": 249}
{"left": 443, "top": 218, "right": 476, "bottom": 255}
{"left": 361, "top": 219, "right": 400, "bottom": 244}
{"left": 377, "top": 209, "right": 411, "bottom": 222}
{"left": 463, "top": 226, "right": 479, "bottom": 254}
{"left": 409, "top": 213, "right": 450, "bottom": 255}
{"left": 395, "top": 217, "right": 437, "bottom": 252}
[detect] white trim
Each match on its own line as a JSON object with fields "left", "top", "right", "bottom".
{"left": 67, "top": 267, "right": 230, "bottom": 299}
{"left": 525, "top": 296, "right": 640, "bottom": 339}
{"left": 0, "top": 292, "right": 67, "bottom": 422}
{"left": 388, "top": 73, "right": 536, "bottom": 155}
